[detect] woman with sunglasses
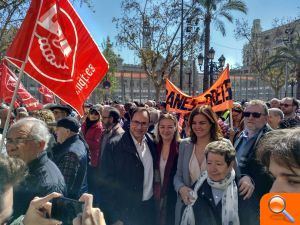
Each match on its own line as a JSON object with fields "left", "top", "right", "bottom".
{"left": 154, "top": 113, "right": 181, "bottom": 225}
{"left": 81, "top": 106, "right": 104, "bottom": 194}
{"left": 174, "top": 105, "right": 254, "bottom": 225}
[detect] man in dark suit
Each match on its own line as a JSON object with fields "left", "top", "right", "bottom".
{"left": 234, "top": 100, "right": 273, "bottom": 203}
{"left": 99, "top": 107, "right": 156, "bottom": 225}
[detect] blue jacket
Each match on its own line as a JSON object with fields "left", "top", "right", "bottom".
{"left": 52, "top": 134, "right": 88, "bottom": 199}
{"left": 13, "top": 151, "right": 66, "bottom": 219}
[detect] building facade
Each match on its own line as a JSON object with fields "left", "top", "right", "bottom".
{"left": 237, "top": 18, "right": 300, "bottom": 100}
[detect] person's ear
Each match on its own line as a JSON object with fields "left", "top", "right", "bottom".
{"left": 38, "top": 140, "right": 46, "bottom": 151}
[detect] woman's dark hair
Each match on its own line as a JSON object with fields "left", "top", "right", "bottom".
{"left": 189, "top": 105, "right": 223, "bottom": 143}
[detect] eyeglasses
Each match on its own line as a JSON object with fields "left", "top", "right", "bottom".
{"left": 233, "top": 108, "right": 243, "bottom": 113}
{"left": 243, "top": 112, "right": 264, "bottom": 118}
{"left": 131, "top": 120, "right": 149, "bottom": 128}
{"left": 280, "top": 103, "right": 293, "bottom": 108}
{"left": 6, "top": 137, "right": 36, "bottom": 146}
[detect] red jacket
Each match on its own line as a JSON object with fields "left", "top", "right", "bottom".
{"left": 81, "top": 121, "right": 104, "bottom": 167}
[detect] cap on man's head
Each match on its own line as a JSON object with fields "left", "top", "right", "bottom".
{"left": 56, "top": 116, "right": 80, "bottom": 133}
{"left": 49, "top": 104, "right": 72, "bottom": 115}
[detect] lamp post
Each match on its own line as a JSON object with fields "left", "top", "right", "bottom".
{"left": 288, "top": 77, "right": 297, "bottom": 97}
{"left": 198, "top": 48, "right": 225, "bottom": 87}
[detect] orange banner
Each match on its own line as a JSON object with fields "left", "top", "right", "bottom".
{"left": 166, "top": 66, "right": 233, "bottom": 114}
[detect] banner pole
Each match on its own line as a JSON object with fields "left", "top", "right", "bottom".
{"left": 0, "top": 62, "right": 26, "bottom": 152}
{"left": 229, "top": 108, "right": 233, "bottom": 130}
{"left": 0, "top": 1, "right": 43, "bottom": 152}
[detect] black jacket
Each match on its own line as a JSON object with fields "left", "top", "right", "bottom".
{"left": 234, "top": 124, "right": 274, "bottom": 201}
{"left": 13, "top": 151, "right": 66, "bottom": 219}
{"left": 99, "top": 131, "right": 156, "bottom": 225}
{"left": 52, "top": 134, "right": 88, "bottom": 199}
{"left": 192, "top": 179, "right": 259, "bottom": 225}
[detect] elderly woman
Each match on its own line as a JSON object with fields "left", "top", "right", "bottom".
{"left": 180, "top": 141, "right": 259, "bottom": 225}
{"left": 174, "top": 105, "right": 254, "bottom": 225}
{"left": 154, "top": 113, "right": 180, "bottom": 225}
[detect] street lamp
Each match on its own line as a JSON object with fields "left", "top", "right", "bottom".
{"left": 197, "top": 49, "right": 225, "bottom": 86}
{"left": 288, "top": 77, "right": 297, "bottom": 97}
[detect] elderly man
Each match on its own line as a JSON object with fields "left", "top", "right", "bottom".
{"left": 52, "top": 116, "right": 88, "bottom": 199}
{"left": 269, "top": 98, "right": 280, "bottom": 108}
{"left": 6, "top": 117, "right": 66, "bottom": 219}
{"left": 48, "top": 104, "right": 72, "bottom": 121}
{"left": 99, "top": 107, "right": 156, "bottom": 225}
{"left": 257, "top": 128, "right": 300, "bottom": 192}
{"left": 268, "top": 108, "right": 284, "bottom": 129}
{"left": 234, "top": 100, "right": 273, "bottom": 203}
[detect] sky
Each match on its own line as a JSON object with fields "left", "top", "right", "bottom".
{"left": 74, "top": 0, "right": 299, "bottom": 68}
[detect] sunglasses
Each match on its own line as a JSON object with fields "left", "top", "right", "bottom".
{"left": 89, "top": 110, "right": 99, "bottom": 115}
{"left": 280, "top": 103, "right": 293, "bottom": 108}
{"left": 233, "top": 108, "right": 243, "bottom": 113}
{"left": 243, "top": 112, "right": 264, "bottom": 118}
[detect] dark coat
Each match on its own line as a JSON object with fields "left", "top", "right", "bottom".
{"left": 81, "top": 121, "right": 103, "bottom": 167}
{"left": 234, "top": 124, "right": 274, "bottom": 202}
{"left": 192, "top": 179, "right": 259, "bottom": 225}
{"left": 98, "top": 131, "right": 156, "bottom": 225}
{"left": 52, "top": 134, "right": 88, "bottom": 199}
{"left": 13, "top": 151, "right": 66, "bottom": 219}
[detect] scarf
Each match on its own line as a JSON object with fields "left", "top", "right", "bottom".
{"left": 180, "top": 169, "right": 239, "bottom": 225}
{"left": 154, "top": 139, "right": 178, "bottom": 200}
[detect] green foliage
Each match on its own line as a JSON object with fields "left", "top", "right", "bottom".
{"left": 198, "top": 0, "right": 248, "bottom": 90}
{"left": 100, "top": 37, "right": 123, "bottom": 97}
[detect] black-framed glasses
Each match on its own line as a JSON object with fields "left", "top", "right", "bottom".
{"left": 243, "top": 112, "right": 263, "bottom": 118}
{"left": 131, "top": 120, "right": 149, "bottom": 128}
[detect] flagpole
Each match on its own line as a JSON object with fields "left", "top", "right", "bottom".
{"left": 229, "top": 108, "right": 233, "bottom": 130}
{"left": 0, "top": 1, "right": 43, "bottom": 151}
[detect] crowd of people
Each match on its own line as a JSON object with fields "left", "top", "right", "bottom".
{"left": 0, "top": 96, "right": 299, "bottom": 225}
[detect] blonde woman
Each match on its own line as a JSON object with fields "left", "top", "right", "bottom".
{"left": 154, "top": 113, "right": 180, "bottom": 225}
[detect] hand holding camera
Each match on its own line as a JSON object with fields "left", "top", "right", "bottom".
{"left": 23, "top": 192, "right": 106, "bottom": 225}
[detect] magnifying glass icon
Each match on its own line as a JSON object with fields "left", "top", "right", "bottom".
{"left": 268, "top": 195, "right": 295, "bottom": 223}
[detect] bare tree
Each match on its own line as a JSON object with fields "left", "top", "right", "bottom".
{"left": 113, "top": 0, "right": 200, "bottom": 102}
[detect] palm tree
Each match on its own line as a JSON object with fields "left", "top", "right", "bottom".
{"left": 198, "top": 0, "right": 247, "bottom": 91}
{"left": 269, "top": 35, "right": 300, "bottom": 99}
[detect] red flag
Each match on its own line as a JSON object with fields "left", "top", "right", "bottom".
{"left": 0, "top": 61, "right": 42, "bottom": 111}
{"left": 6, "top": 0, "right": 109, "bottom": 116}
{"left": 38, "top": 85, "right": 55, "bottom": 104}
